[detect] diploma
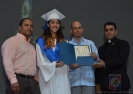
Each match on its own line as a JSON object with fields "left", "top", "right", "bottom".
{"left": 59, "top": 42, "right": 94, "bottom": 65}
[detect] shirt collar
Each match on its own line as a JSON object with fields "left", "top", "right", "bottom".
{"left": 106, "top": 37, "right": 118, "bottom": 46}
{"left": 17, "top": 33, "right": 30, "bottom": 42}
{"left": 71, "top": 37, "right": 85, "bottom": 43}
{"left": 108, "top": 40, "right": 111, "bottom": 43}
{"left": 107, "top": 37, "right": 117, "bottom": 43}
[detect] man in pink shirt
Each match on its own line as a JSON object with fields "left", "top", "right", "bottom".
{"left": 1, "top": 18, "right": 38, "bottom": 94}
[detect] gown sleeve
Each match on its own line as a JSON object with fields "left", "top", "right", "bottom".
{"left": 36, "top": 43, "right": 56, "bottom": 82}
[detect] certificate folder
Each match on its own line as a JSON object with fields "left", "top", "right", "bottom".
{"left": 76, "top": 56, "right": 94, "bottom": 65}
{"left": 59, "top": 42, "right": 94, "bottom": 66}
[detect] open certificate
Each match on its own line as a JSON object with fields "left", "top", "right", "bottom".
{"left": 74, "top": 46, "right": 91, "bottom": 59}
{"left": 59, "top": 42, "right": 94, "bottom": 65}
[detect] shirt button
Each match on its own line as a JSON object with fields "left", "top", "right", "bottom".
{"left": 81, "top": 74, "right": 82, "bottom": 75}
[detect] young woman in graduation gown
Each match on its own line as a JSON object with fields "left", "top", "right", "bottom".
{"left": 36, "top": 9, "right": 71, "bottom": 94}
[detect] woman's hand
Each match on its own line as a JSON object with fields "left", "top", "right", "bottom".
{"left": 56, "top": 61, "right": 64, "bottom": 67}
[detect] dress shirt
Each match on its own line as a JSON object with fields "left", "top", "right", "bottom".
{"left": 1, "top": 33, "right": 36, "bottom": 84}
{"left": 69, "top": 37, "right": 98, "bottom": 87}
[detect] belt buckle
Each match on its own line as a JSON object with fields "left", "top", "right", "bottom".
{"left": 25, "top": 75, "right": 33, "bottom": 79}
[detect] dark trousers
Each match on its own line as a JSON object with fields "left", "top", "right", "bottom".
{"left": 6, "top": 75, "right": 36, "bottom": 94}
{"left": 71, "top": 86, "right": 95, "bottom": 94}
{"left": 101, "top": 88, "right": 129, "bottom": 94}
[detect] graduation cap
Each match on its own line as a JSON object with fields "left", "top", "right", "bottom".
{"left": 41, "top": 9, "right": 65, "bottom": 21}
{"left": 41, "top": 9, "right": 65, "bottom": 30}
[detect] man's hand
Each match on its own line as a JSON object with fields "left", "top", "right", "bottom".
{"left": 90, "top": 52, "right": 97, "bottom": 59}
{"left": 70, "top": 64, "right": 79, "bottom": 69}
{"left": 95, "top": 84, "right": 101, "bottom": 94}
{"left": 34, "top": 75, "right": 38, "bottom": 85}
{"left": 93, "top": 59, "right": 105, "bottom": 68}
{"left": 11, "top": 82, "right": 20, "bottom": 94}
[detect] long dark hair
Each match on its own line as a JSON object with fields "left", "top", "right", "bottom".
{"left": 42, "top": 20, "right": 66, "bottom": 49}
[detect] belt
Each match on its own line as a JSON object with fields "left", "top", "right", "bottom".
{"left": 15, "top": 73, "right": 34, "bottom": 79}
